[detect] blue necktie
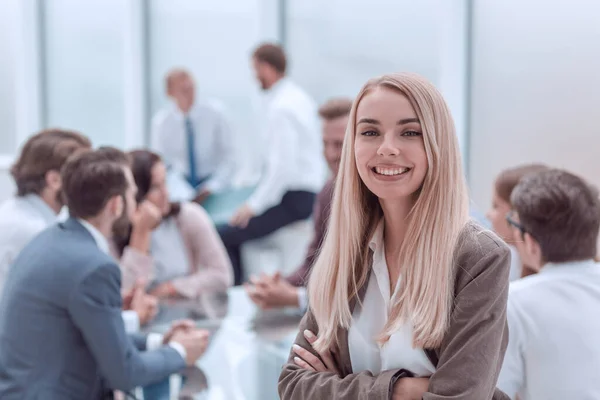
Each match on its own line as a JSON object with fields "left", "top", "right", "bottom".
{"left": 185, "top": 117, "right": 199, "bottom": 187}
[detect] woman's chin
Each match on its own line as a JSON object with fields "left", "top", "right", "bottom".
{"left": 369, "top": 185, "right": 421, "bottom": 202}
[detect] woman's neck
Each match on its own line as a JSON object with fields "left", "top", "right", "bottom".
{"left": 380, "top": 197, "right": 413, "bottom": 256}
{"left": 380, "top": 198, "right": 414, "bottom": 299}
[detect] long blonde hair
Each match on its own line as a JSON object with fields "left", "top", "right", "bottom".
{"left": 308, "top": 72, "right": 470, "bottom": 352}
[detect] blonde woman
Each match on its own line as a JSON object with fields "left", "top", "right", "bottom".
{"left": 278, "top": 73, "right": 511, "bottom": 399}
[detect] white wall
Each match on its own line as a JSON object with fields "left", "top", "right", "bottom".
{"left": 286, "top": 0, "right": 469, "bottom": 154}
{"left": 0, "top": 0, "right": 39, "bottom": 201}
{"left": 0, "top": 1, "right": 17, "bottom": 154}
{"left": 469, "top": 0, "right": 600, "bottom": 212}
{"left": 0, "top": 163, "right": 15, "bottom": 203}
{"left": 43, "top": 0, "right": 127, "bottom": 148}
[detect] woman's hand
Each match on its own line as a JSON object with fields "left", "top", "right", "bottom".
{"left": 392, "top": 377, "right": 430, "bottom": 400}
{"left": 292, "top": 330, "right": 340, "bottom": 374}
{"left": 149, "top": 281, "right": 178, "bottom": 299}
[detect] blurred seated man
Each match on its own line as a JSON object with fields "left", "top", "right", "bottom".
{"left": 219, "top": 43, "right": 327, "bottom": 285}
{"left": 245, "top": 98, "right": 352, "bottom": 310}
{"left": 151, "top": 68, "right": 236, "bottom": 203}
{"left": 0, "top": 132, "right": 154, "bottom": 331}
{"left": 0, "top": 149, "right": 210, "bottom": 399}
{"left": 498, "top": 169, "right": 600, "bottom": 399}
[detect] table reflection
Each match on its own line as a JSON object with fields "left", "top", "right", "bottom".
{"left": 145, "top": 288, "right": 302, "bottom": 400}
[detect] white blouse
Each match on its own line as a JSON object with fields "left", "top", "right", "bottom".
{"left": 150, "top": 217, "right": 190, "bottom": 285}
{"left": 348, "top": 221, "right": 436, "bottom": 376}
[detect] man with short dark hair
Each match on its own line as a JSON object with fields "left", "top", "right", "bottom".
{"left": 0, "top": 150, "right": 210, "bottom": 399}
{"left": 252, "top": 43, "right": 288, "bottom": 90}
{"left": 219, "top": 42, "right": 327, "bottom": 284}
{"left": 498, "top": 169, "right": 600, "bottom": 399}
{"left": 245, "top": 98, "right": 352, "bottom": 309}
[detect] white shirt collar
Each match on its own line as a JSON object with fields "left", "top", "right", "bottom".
{"left": 539, "top": 258, "right": 597, "bottom": 274}
{"left": 367, "top": 219, "right": 394, "bottom": 304}
{"left": 77, "top": 219, "right": 110, "bottom": 255}
{"left": 368, "top": 219, "right": 385, "bottom": 252}
{"left": 170, "top": 101, "right": 197, "bottom": 120}
{"left": 265, "top": 77, "right": 289, "bottom": 101}
{"left": 22, "top": 194, "right": 57, "bottom": 225}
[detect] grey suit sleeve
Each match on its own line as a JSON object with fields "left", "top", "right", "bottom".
{"left": 129, "top": 333, "right": 148, "bottom": 351}
{"left": 68, "top": 263, "right": 186, "bottom": 391}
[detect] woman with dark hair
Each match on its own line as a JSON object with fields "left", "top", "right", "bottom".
{"left": 486, "top": 163, "right": 548, "bottom": 279}
{"left": 115, "top": 150, "right": 233, "bottom": 298}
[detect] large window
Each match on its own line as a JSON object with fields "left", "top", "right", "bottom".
{"left": 286, "top": 0, "right": 441, "bottom": 103}
{"left": 285, "top": 0, "right": 469, "bottom": 158}
{"left": 42, "top": 0, "right": 126, "bottom": 148}
{"left": 0, "top": 1, "right": 17, "bottom": 154}
{"left": 148, "top": 0, "right": 280, "bottom": 179}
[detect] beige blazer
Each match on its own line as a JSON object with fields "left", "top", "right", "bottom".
{"left": 279, "top": 221, "right": 511, "bottom": 400}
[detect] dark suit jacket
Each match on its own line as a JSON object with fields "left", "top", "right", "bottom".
{"left": 286, "top": 178, "right": 335, "bottom": 287}
{"left": 0, "top": 218, "right": 186, "bottom": 399}
{"left": 279, "top": 221, "right": 511, "bottom": 400}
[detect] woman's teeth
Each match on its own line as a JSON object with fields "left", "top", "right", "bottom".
{"left": 374, "top": 167, "right": 409, "bottom": 176}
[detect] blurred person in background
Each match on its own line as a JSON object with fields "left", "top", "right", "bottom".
{"left": 0, "top": 129, "right": 91, "bottom": 294}
{"left": 114, "top": 150, "right": 233, "bottom": 299}
{"left": 486, "top": 164, "right": 548, "bottom": 280}
{"left": 245, "top": 98, "right": 352, "bottom": 311}
{"left": 151, "top": 68, "right": 236, "bottom": 203}
{"left": 498, "top": 169, "right": 600, "bottom": 399}
{"left": 279, "top": 73, "right": 510, "bottom": 399}
{"left": 218, "top": 42, "right": 326, "bottom": 285}
{"left": 0, "top": 135, "right": 156, "bottom": 332}
{"left": 0, "top": 150, "right": 210, "bottom": 399}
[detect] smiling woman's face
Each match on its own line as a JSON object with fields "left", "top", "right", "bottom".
{"left": 354, "top": 87, "right": 428, "bottom": 201}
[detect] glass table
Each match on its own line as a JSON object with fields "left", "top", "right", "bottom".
{"left": 144, "top": 287, "right": 302, "bottom": 400}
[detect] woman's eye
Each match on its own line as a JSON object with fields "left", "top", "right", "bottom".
{"left": 402, "top": 130, "right": 422, "bottom": 137}
{"left": 360, "top": 130, "right": 378, "bottom": 137}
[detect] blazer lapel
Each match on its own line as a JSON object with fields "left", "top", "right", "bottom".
{"left": 424, "top": 349, "right": 439, "bottom": 367}
{"left": 335, "top": 254, "right": 373, "bottom": 376}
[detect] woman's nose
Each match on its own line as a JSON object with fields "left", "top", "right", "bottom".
{"left": 377, "top": 134, "right": 400, "bottom": 157}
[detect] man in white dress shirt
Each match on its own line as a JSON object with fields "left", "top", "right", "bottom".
{"left": 245, "top": 98, "right": 352, "bottom": 311}
{"left": 151, "top": 68, "right": 236, "bottom": 203}
{"left": 498, "top": 169, "right": 600, "bottom": 399}
{"left": 218, "top": 43, "right": 326, "bottom": 285}
{"left": 0, "top": 130, "right": 155, "bottom": 332}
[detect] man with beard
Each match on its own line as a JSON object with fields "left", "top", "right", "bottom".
{"left": 218, "top": 43, "right": 327, "bottom": 284}
{"left": 0, "top": 132, "right": 155, "bottom": 331}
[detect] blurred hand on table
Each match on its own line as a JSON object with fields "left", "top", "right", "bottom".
{"left": 245, "top": 272, "right": 300, "bottom": 309}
